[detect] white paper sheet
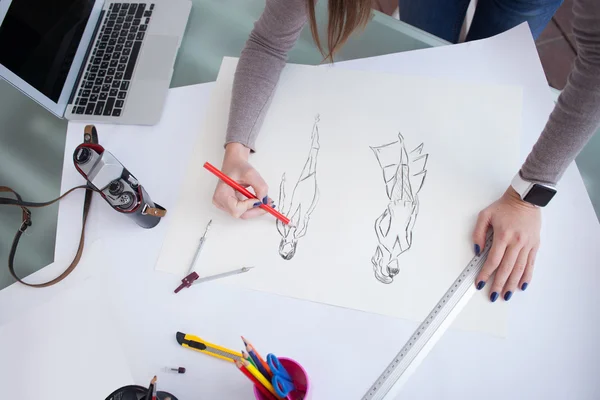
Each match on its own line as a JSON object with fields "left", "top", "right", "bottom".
{"left": 0, "top": 282, "right": 133, "bottom": 400}
{"left": 329, "top": 23, "right": 551, "bottom": 339}
{"left": 156, "top": 58, "right": 521, "bottom": 336}
{"left": 33, "top": 26, "right": 600, "bottom": 400}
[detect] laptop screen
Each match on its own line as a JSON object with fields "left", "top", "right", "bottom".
{"left": 0, "top": 0, "right": 95, "bottom": 102}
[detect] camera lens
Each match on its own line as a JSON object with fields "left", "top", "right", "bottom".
{"left": 108, "top": 180, "right": 124, "bottom": 196}
{"left": 116, "top": 192, "right": 136, "bottom": 210}
{"left": 75, "top": 148, "right": 92, "bottom": 164}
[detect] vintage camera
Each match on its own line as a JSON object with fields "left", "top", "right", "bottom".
{"left": 73, "top": 127, "right": 165, "bottom": 229}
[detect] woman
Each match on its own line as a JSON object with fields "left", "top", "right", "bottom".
{"left": 212, "top": 0, "right": 600, "bottom": 302}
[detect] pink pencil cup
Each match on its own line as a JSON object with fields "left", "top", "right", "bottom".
{"left": 253, "top": 357, "right": 311, "bottom": 400}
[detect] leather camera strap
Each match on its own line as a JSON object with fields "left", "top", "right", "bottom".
{"left": 1, "top": 125, "right": 165, "bottom": 288}
{"left": 0, "top": 124, "right": 101, "bottom": 288}
{"left": 0, "top": 185, "right": 95, "bottom": 287}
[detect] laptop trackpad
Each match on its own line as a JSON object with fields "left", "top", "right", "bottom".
{"left": 135, "top": 35, "right": 178, "bottom": 81}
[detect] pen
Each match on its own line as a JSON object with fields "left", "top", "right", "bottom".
{"left": 203, "top": 162, "right": 293, "bottom": 226}
{"left": 174, "top": 220, "right": 212, "bottom": 293}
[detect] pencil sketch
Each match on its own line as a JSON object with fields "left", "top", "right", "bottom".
{"left": 370, "top": 133, "right": 428, "bottom": 284}
{"left": 276, "top": 115, "right": 321, "bottom": 260}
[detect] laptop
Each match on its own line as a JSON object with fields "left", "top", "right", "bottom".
{"left": 0, "top": 0, "right": 191, "bottom": 125}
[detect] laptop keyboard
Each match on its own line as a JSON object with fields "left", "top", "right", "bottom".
{"left": 73, "top": 3, "right": 155, "bottom": 117}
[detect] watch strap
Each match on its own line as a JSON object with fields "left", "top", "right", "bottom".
{"left": 510, "top": 172, "right": 533, "bottom": 200}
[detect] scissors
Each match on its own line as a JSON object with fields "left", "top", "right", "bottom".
{"left": 267, "top": 353, "right": 296, "bottom": 398}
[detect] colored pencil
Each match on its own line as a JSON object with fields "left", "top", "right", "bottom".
{"left": 203, "top": 162, "right": 292, "bottom": 226}
{"left": 152, "top": 376, "right": 158, "bottom": 400}
{"left": 241, "top": 359, "right": 282, "bottom": 399}
{"left": 248, "top": 347, "right": 271, "bottom": 379}
{"left": 144, "top": 376, "right": 157, "bottom": 400}
{"left": 242, "top": 350, "right": 258, "bottom": 369}
{"left": 236, "top": 360, "right": 278, "bottom": 400}
{"left": 242, "top": 336, "right": 273, "bottom": 378}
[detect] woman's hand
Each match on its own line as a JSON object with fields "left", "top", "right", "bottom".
{"left": 472, "top": 186, "right": 541, "bottom": 302}
{"left": 212, "top": 143, "right": 273, "bottom": 219}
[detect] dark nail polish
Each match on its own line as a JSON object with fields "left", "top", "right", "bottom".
{"left": 490, "top": 292, "right": 499, "bottom": 302}
{"left": 262, "top": 196, "right": 268, "bottom": 205}
{"left": 253, "top": 202, "right": 261, "bottom": 207}
{"left": 474, "top": 244, "right": 481, "bottom": 256}
{"left": 504, "top": 291, "right": 513, "bottom": 301}
{"left": 476, "top": 281, "right": 485, "bottom": 290}
{"left": 521, "top": 282, "right": 528, "bottom": 291}
{"left": 271, "top": 204, "right": 276, "bottom": 208}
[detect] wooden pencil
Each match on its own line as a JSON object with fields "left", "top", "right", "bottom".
{"left": 242, "top": 350, "right": 258, "bottom": 369}
{"left": 248, "top": 348, "right": 271, "bottom": 379}
{"left": 241, "top": 336, "right": 273, "bottom": 377}
{"left": 204, "top": 162, "right": 292, "bottom": 226}
{"left": 152, "top": 376, "right": 158, "bottom": 400}
{"left": 235, "top": 360, "right": 278, "bottom": 400}
{"left": 241, "top": 359, "right": 282, "bottom": 399}
{"left": 144, "top": 376, "right": 157, "bottom": 400}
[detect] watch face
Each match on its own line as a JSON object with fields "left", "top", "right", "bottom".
{"left": 524, "top": 184, "right": 557, "bottom": 207}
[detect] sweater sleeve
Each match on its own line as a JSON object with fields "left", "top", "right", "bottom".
{"left": 520, "top": 0, "right": 600, "bottom": 185}
{"left": 225, "top": 0, "right": 308, "bottom": 151}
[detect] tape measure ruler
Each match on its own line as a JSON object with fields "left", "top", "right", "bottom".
{"left": 362, "top": 232, "right": 494, "bottom": 400}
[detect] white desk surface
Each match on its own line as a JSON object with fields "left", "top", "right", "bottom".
{"left": 1, "top": 25, "right": 599, "bottom": 400}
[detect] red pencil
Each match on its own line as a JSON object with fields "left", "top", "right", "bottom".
{"left": 235, "top": 360, "right": 278, "bottom": 400}
{"left": 204, "top": 162, "right": 292, "bottom": 226}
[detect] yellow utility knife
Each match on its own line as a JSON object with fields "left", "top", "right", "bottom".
{"left": 176, "top": 331, "right": 242, "bottom": 363}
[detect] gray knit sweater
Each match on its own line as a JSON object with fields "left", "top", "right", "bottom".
{"left": 226, "top": 0, "right": 600, "bottom": 185}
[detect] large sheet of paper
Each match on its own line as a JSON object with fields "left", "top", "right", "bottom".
{"left": 25, "top": 26, "right": 599, "bottom": 400}
{"left": 156, "top": 58, "right": 521, "bottom": 336}
{"left": 0, "top": 282, "right": 133, "bottom": 399}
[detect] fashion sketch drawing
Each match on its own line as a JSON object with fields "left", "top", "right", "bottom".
{"left": 370, "top": 133, "right": 428, "bottom": 284}
{"left": 276, "top": 115, "right": 321, "bottom": 260}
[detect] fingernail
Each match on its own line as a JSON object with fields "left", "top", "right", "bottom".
{"left": 490, "top": 292, "right": 499, "bottom": 302}
{"left": 253, "top": 202, "right": 261, "bottom": 207}
{"left": 521, "top": 282, "right": 528, "bottom": 291}
{"left": 476, "top": 281, "right": 485, "bottom": 290}
{"left": 474, "top": 244, "right": 481, "bottom": 256}
{"left": 271, "top": 204, "right": 276, "bottom": 208}
{"left": 262, "top": 196, "right": 268, "bottom": 205}
{"left": 504, "top": 291, "right": 513, "bottom": 301}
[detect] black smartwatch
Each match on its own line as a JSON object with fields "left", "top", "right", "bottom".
{"left": 510, "top": 172, "right": 557, "bottom": 207}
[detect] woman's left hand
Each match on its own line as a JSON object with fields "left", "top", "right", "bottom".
{"left": 472, "top": 186, "right": 541, "bottom": 302}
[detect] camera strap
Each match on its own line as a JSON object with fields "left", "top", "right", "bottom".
{"left": 1, "top": 125, "right": 166, "bottom": 288}
{"left": 0, "top": 185, "right": 95, "bottom": 287}
{"left": 0, "top": 125, "right": 101, "bottom": 288}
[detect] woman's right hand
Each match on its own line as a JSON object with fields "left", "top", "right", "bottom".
{"left": 212, "top": 143, "right": 272, "bottom": 219}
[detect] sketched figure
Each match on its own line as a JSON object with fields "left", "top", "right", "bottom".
{"left": 370, "top": 133, "right": 428, "bottom": 284}
{"left": 276, "top": 115, "right": 321, "bottom": 260}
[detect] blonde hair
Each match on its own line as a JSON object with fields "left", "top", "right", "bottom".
{"left": 305, "top": 0, "right": 372, "bottom": 62}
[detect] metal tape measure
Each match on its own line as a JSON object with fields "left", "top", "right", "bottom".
{"left": 362, "top": 232, "right": 493, "bottom": 400}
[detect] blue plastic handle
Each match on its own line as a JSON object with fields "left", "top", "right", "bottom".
{"left": 267, "top": 354, "right": 295, "bottom": 397}
{"left": 267, "top": 354, "right": 291, "bottom": 380}
{"left": 272, "top": 375, "right": 295, "bottom": 397}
